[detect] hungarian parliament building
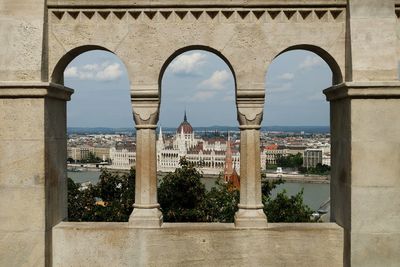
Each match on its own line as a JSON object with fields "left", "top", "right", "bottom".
{"left": 155, "top": 113, "right": 242, "bottom": 174}
{"left": 69, "top": 113, "right": 331, "bottom": 174}
{"left": 110, "top": 113, "right": 252, "bottom": 175}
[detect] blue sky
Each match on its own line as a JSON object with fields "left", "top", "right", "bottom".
{"left": 64, "top": 50, "right": 332, "bottom": 128}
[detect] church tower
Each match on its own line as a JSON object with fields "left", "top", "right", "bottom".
{"left": 224, "top": 132, "right": 240, "bottom": 189}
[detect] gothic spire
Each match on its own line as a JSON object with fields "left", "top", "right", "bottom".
{"left": 184, "top": 109, "right": 187, "bottom": 122}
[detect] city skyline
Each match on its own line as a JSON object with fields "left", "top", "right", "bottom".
{"left": 64, "top": 49, "right": 332, "bottom": 128}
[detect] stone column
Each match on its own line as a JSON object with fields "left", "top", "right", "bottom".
{"left": 0, "top": 82, "right": 73, "bottom": 266}
{"left": 234, "top": 89, "right": 268, "bottom": 228}
{"left": 129, "top": 85, "right": 162, "bottom": 228}
{"left": 338, "top": 1, "right": 400, "bottom": 266}
{"left": 325, "top": 82, "right": 400, "bottom": 267}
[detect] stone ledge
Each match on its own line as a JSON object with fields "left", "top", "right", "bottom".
{"left": 0, "top": 82, "right": 74, "bottom": 101}
{"left": 54, "top": 221, "right": 342, "bottom": 231}
{"left": 53, "top": 222, "right": 344, "bottom": 267}
{"left": 323, "top": 81, "right": 400, "bottom": 101}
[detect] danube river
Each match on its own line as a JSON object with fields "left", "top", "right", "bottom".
{"left": 68, "top": 171, "right": 329, "bottom": 211}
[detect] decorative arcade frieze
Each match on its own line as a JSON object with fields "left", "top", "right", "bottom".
{"left": 49, "top": 8, "right": 346, "bottom": 23}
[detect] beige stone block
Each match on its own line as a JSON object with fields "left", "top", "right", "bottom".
{"left": 0, "top": 9, "right": 44, "bottom": 81}
{"left": 349, "top": 18, "right": 398, "bottom": 81}
{"left": 351, "top": 232, "right": 400, "bottom": 267}
{"left": 0, "top": 140, "right": 45, "bottom": 186}
{"left": 349, "top": 0, "right": 395, "bottom": 18}
{"left": 352, "top": 141, "right": 400, "bottom": 187}
{"left": 0, "top": 231, "right": 45, "bottom": 267}
{"left": 351, "top": 99, "right": 400, "bottom": 142}
{"left": 351, "top": 186, "right": 400, "bottom": 234}
{"left": 0, "top": 186, "right": 45, "bottom": 232}
{"left": 53, "top": 222, "right": 343, "bottom": 267}
{"left": 0, "top": 98, "right": 45, "bottom": 140}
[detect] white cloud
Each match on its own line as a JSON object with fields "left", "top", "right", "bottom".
{"left": 82, "top": 64, "right": 98, "bottom": 71}
{"left": 64, "top": 62, "right": 123, "bottom": 81}
{"left": 199, "top": 70, "right": 230, "bottom": 90}
{"left": 267, "top": 82, "right": 292, "bottom": 93}
{"left": 192, "top": 91, "right": 216, "bottom": 101}
{"left": 299, "top": 56, "right": 324, "bottom": 69}
{"left": 96, "top": 63, "right": 123, "bottom": 81}
{"left": 64, "top": 66, "right": 79, "bottom": 78}
{"left": 278, "top": 72, "right": 295, "bottom": 81}
{"left": 178, "top": 91, "right": 216, "bottom": 102}
{"left": 169, "top": 52, "right": 207, "bottom": 75}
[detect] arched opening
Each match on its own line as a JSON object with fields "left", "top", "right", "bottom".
{"left": 54, "top": 48, "right": 135, "bottom": 222}
{"left": 263, "top": 47, "right": 341, "bottom": 223}
{"left": 157, "top": 48, "right": 240, "bottom": 222}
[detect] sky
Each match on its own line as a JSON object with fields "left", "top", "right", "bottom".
{"left": 64, "top": 49, "right": 332, "bottom": 128}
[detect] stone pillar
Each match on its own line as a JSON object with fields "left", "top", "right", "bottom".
{"left": 325, "top": 82, "right": 400, "bottom": 267}
{"left": 129, "top": 85, "right": 162, "bottom": 228}
{"left": 338, "top": 1, "right": 400, "bottom": 266}
{"left": 234, "top": 89, "right": 267, "bottom": 228}
{"left": 0, "top": 82, "right": 73, "bottom": 266}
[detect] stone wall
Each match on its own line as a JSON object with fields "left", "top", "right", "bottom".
{"left": 53, "top": 222, "right": 344, "bottom": 267}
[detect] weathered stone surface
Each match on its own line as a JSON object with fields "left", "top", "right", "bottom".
{"left": 0, "top": 0, "right": 46, "bottom": 81}
{"left": 351, "top": 232, "right": 400, "bottom": 267}
{"left": 0, "top": 186, "right": 46, "bottom": 232}
{"left": 0, "top": 98, "right": 45, "bottom": 140}
{"left": 53, "top": 222, "right": 344, "bottom": 267}
{"left": 0, "top": 231, "right": 45, "bottom": 267}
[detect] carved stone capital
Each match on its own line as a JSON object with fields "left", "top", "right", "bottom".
{"left": 131, "top": 85, "right": 160, "bottom": 126}
{"left": 236, "top": 88, "right": 265, "bottom": 126}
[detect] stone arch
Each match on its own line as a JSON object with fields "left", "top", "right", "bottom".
{"left": 158, "top": 45, "right": 238, "bottom": 102}
{"left": 51, "top": 45, "right": 130, "bottom": 85}
{"left": 268, "top": 44, "right": 344, "bottom": 86}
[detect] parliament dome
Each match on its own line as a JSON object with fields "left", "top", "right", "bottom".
{"left": 177, "top": 111, "right": 193, "bottom": 134}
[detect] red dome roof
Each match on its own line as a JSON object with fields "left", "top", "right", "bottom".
{"left": 177, "top": 111, "right": 193, "bottom": 134}
{"left": 177, "top": 121, "right": 193, "bottom": 134}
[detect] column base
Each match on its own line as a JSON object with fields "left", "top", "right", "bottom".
{"left": 234, "top": 208, "right": 268, "bottom": 228}
{"left": 129, "top": 208, "right": 163, "bottom": 228}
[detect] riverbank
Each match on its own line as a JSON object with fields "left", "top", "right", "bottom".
{"left": 264, "top": 175, "right": 330, "bottom": 184}
{"left": 68, "top": 165, "right": 330, "bottom": 185}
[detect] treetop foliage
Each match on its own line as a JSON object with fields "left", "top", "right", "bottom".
{"left": 68, "top": 157, "right": 312, "bottom": 223}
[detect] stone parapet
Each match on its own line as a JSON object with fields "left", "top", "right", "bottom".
{"left": 53, "top": 222, "right": 344, "bottom": 266}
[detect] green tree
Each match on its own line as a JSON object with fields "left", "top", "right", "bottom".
{"left": 301, "top": 163, "right": 331, "bottom": 175}
{"left": 276, "top": 153, "right": 303, "bottom": 168}
{"left": 68, "top": 168, "right": 135, "bottom": 222}
{"left": 202, "top": 179, "right": 239, "bottom": 223}
{"left": 67, "top": 178, "right": 97, "bottom": 221}
{"left": 94, "top": 168, "right": 135, "bottom": 221}
{"left": 68, "top": 160, "right": 312, "bottom": 223}
{"left": 158, "top": 158, "right": 207, "bottom": 222}
{"left": 263, "top": 189, "right": 312, "bottom": 222}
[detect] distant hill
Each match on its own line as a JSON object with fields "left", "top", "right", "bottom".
{"left": 67, "top": 127, "right": 134, "bottom": 134}
{"left": 68, "top": 126, "right": 329, "bottom": 135}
